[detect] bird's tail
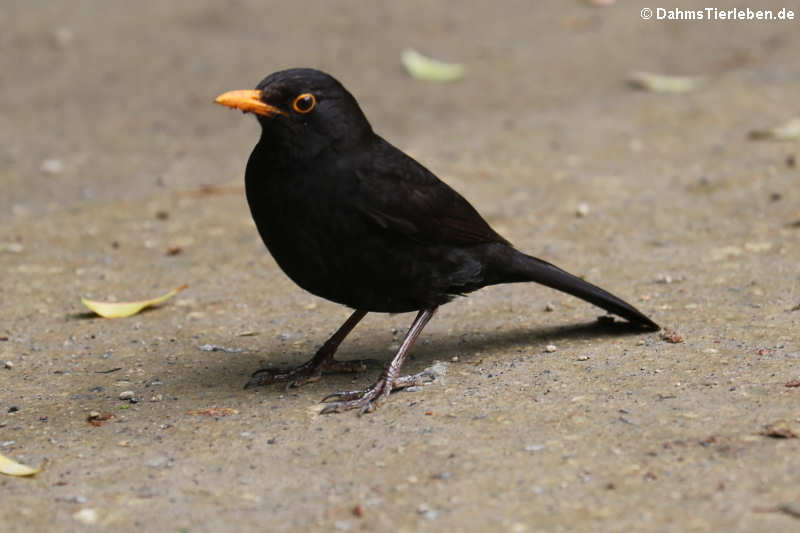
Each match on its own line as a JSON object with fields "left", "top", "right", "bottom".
{"left": 485, "top": 245, "right": 659, "bottom": 330}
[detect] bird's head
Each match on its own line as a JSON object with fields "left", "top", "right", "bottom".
{"left": 215, "top": 68, "right": 373, "bottom": 159}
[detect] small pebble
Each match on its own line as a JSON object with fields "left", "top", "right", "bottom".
{"left": 405, "top": 386, "right": 422, "bottom": 392}
{"left": 575, "top": 203, "right": 590, "bottom": 217}
{"left": 2, "top": 243, "right": 23, "bottom": 253}
{"left": 3, "top": 361, "right": 13, "bottom": 369}
{"left": 66, "top": 495, "right": 87, "bottom": 504}
{"left": 417, "top": 504, "right": 439, "bottom": 521}
{"left": 577, "top": 355, "right": 591, "bottom": 361}
{"left": 88, "top": 411, "right": 101, "bottom": 419}
{"left": 72, "top": 509, "right": 98, "bottom": 525}
{"left": 150, "top": 394, "right": 163, "bottom": 402}
{"left": 8, "top": 406, "right": 19, "bottom": 413}
{"left": 197, "top": 344, "right": 243, "bottom": 353}
{"left": 333, "top": 521, "right": 352, "bottom": 531}
{"left": 147, "top": 456, "right": 169, "bottom": 468}
{"left": 118, "top": 391, "right": 135, "bottom": 400}
{"left": 40, "top": 158, "right": 64, "bottom": 174}
{"left": 544, "top": 302, "right": 555, "bottom": 312}
{"left": 524, "top": 444, "right": 545, "bottom": 452}
{"left": 418, "top": 361, "right": 449, "bottom": 381}
{"left": 544, "top": 345, "right": 557, "bottom": 353}
{"left": 53, "top": 27, "right": 74, "bottom": 47}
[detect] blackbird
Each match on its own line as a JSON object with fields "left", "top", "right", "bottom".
{"left": 215, "top": 68, "right": 658, "bottom": 414}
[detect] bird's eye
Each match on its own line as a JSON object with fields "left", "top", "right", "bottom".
{"left": 292, "top": 93, "right": 316, "bottom": 114}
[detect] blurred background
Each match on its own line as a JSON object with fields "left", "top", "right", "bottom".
{"left": 2, "top": 1, "right": 798, "bottom": 531}
{"left": 3, "top": 0, "right": 797, "bottom": 224}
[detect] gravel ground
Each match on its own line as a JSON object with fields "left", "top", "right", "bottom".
{"left": 1, "top": 1, "right": 799, "bottom": 532}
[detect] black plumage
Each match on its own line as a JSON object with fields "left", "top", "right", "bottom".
{"left": 216, "top": 68, "right": 657, "bottom": 413}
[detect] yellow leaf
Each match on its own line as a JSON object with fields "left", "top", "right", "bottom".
{"left": 749, "top": 117, "right": 800, "bottom": 141}
{"left": 188, "top": 407, "right": 238, "bottom": 417}
{"left": 0, "top": 453, "right": 46, "bottom": 477}
{"left": 401, "top": 49, "right": 466, "bottom": 82}
{"left": 81, "top": 284, "right": 188, "bottom": 319}
{"left": 628, "top": 71, "right": 702, "bottom": 93}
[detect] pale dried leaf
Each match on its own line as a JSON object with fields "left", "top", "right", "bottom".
{"left": 401, "top": 49, "right": 466, "bottom": 82}
{"left": 82, "top": 284, "right": 189, "bottom": 318}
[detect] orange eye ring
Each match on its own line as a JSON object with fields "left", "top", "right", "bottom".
{"left": 292, "top": 93, "right": 316, "bottom": 114}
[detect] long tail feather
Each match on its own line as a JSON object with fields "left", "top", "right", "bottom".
{"left": 487, "top": 247, "right": 659, "bottom": 330}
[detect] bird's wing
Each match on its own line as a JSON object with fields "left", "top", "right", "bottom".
{"left": 351, "top": 137, "right": 509, "bottom": 246}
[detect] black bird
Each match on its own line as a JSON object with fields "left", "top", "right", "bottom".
{"left": 215, "top": 68, "right": 658, "bottom": 414}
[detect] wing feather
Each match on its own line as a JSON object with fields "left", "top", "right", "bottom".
{"left": 352, "top": 137, "right": 509, "bottom": 246}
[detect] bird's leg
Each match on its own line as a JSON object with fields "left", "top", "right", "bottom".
{"left": 320, "top": 307, "right": 438, "bottom": 414}
{"left": 245, "top": 309, "right": 370, "bottom": 389}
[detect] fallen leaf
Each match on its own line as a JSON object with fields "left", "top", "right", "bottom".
{"left": 0, "top": 452, "right": 46, "bottom": 477}
{"left": 401, "top": 48, "right": 466, "bottom": 82}
{"left": 87, "top": 412, "right": 114, "bottom": 427}
{"left": 628, "top": 71, "right": 703, "bottom": 93}
{"left": 749, "top": 117, "right": 800, "bottom": 141}
{"left": 660, "top": 329, "right": 684, "bottom": 343}
{"left": 188, "top": 407, "right": 238, "bottom": 417}
{"left": 785, "top": 379, "right": 800, "bottom": 388}
{"left": 761, "top": 420, "right": 797, "bottom": 439}
{"left": 81, "top": 284, "right": 189, "bottom": 318}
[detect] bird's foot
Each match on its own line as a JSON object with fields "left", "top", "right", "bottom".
{"left": 244, "top": 358, "right": 377, "bottom": 390}
{"left": 319, "top": 369, "right": 437, "bottom": 414}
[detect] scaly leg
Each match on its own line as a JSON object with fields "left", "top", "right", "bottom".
{"left": 245, "top": 309, "right": 370, "bottom": 389}
{"left": 320, "top": 307, "right": 438, "bottom": 414}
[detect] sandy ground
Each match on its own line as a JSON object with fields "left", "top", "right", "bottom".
{"left": 1, "top": 1, "right": 799, "bottom": 531}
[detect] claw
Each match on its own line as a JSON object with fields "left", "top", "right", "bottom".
{"left": 317, "top": 376, "right": 398, "bottom": 414}
{"left": 244, "top": 371, "right": 278, "bottom": 389}
{"left": 319, "top": 403, "right": 343, "bottom": 415}
{"left": 321, "top": 390, "right": 360, "bottom": 402}
{"left": 244, "top": 358, "right": 372, "bottom": 391}
{"left": 320, "top": 392, "right": 342, "bottom": 403}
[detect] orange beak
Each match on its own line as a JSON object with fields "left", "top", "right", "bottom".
{"left": 214, "top": 89, "right": 286, "bottom": 117}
